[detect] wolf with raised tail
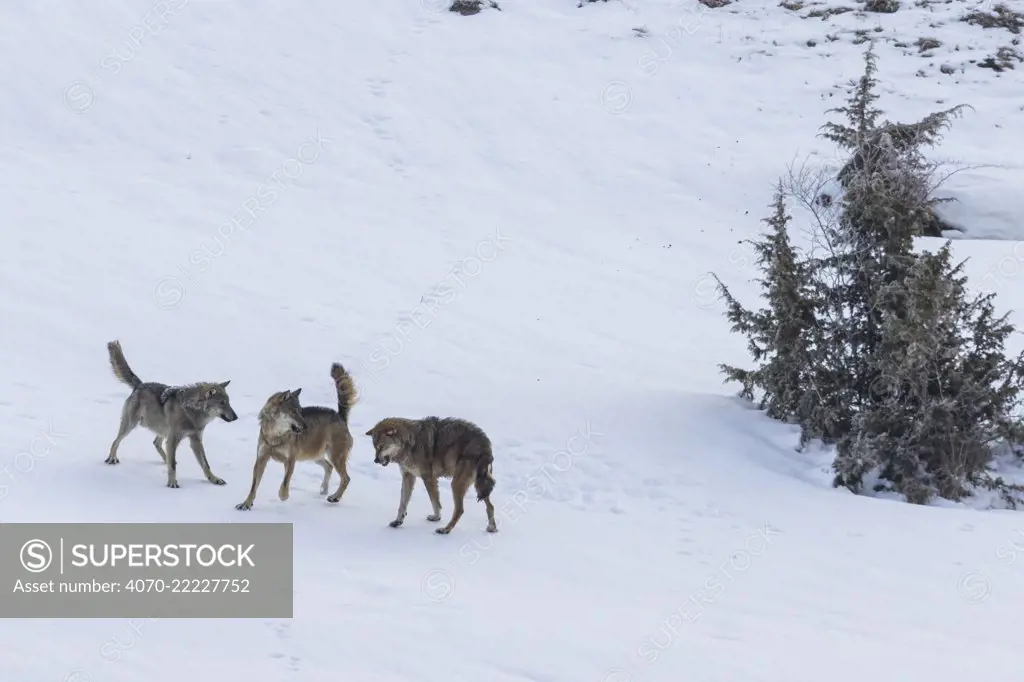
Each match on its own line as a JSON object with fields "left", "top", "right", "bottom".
{"left": 105, "top": 340, "right": 238, "bottom": 488}
{"left": 235, "top": 363, "right": 359, "bottom": 510}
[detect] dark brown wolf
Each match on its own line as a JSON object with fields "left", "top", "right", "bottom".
{"left": 365, "top": 416, "right": 497, "bottom": 534}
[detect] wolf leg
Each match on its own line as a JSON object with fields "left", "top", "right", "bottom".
{"left": 236, "top": 447, "right": 272, "bottom": 510}
{"left": 165, "top": 433, "right": 182, "bottom": 488}
{"left": 106, "top": 399, "right": 140, "bottom": 465}
{"left": 317, "top": 458, "right": 333, "bottom": 495}
{"left": 437, "top": 472, "right": 471, "bottom": 535}
{"left": 326, "top": 444, "right": 351, "bottom": 503}
{"left": 278, "top": 455, "right": 296, "bottom": 501}
{"left": 189, "top": 434, "right": 225, "bottom": 485}
{"left": 390, "top": 471, "right": 416, "bottom": 527}
{"left": 423, "top": 476, "right": 442, "bottom": 522}
{"left": 153, "top": 437, "right": 167, "bottom": 463}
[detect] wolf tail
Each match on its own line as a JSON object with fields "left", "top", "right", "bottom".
{"left": 475, "top": 453, "right": 496, "bottom": 501}
{"left": 330, "top": 363, "right": 359, "bottom": 422}
{"left": 107, "top": 340, "right": 143, "bottom": 390}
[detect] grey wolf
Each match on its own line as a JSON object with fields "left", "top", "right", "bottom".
{"left": 365, "top": 416, "right": 497, "bottom": 534}
{"left": 105, "top": 340, "right": 238, "bottom": 488}
{"left": 235, "top": 363, "right": 358, "bottom": 510}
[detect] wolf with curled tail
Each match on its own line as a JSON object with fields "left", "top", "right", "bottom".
{"left": 236, "top": 363, "right": 359, "bottom": 510}
{"left": 105, "top": 340, "right": 238, "bottom": 488}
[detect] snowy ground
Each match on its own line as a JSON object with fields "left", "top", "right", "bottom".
{"left": 1, "top": 0, "right": 1023, "bottom": 680}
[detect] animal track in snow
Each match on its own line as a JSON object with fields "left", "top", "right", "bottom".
{"left": 267, "top": 621, "right": 301, "bottom": 671}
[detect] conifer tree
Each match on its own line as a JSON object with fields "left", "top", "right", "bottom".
{"left": 813, "top": 42, "right": 967, "bottom": 416}
{"left": 716, "top": 42, "right": 1024, "bottom": 506}
{"left": 834, "top": 243, "right": 1024, "bottom": 505}
{"left": 714, "top": 186, "right": 815, "bottom": 424}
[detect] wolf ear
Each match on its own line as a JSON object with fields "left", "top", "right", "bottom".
{"left": 219, "top": 381, "right": 231, "bottom": 389}
{"left": 290, "top": 388, "right": 302, "bottom": 399}
{"left": 385, "top": 428, "right": 397, "bottom": 437}
{"left": 365, "top": 428, "right": 374, "bottom": 436}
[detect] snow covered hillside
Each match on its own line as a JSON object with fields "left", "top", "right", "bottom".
{"left": 1, "top": 0, "right": 1023, "bottom": 680}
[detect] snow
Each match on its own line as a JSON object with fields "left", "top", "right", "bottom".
{"left": 2, "top": 0, "right": 1023, "bottom": 680}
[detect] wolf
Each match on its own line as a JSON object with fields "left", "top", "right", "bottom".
{"left": 365, "top": 416, "right": 497, "bottom": 534}
{"left": 235, "top": 363, "right": 358, "bottom": 511}
{"left": 105, "top": 340, "right": 238, "bottom": 488}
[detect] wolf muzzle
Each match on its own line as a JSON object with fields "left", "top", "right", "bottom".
{"left": 222, "top": 408, "right": 239, "bottom": 423}
{"left": 374, "top": 453, "right": 390, "bottom": 466}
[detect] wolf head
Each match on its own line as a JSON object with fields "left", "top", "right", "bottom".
{"left": 365, "top": 420, "right": 406, "bottom": 467}
{"left": 197, "top": 381, "right": 237, "bottom": 423}
{"left": 259, "top": 389, "right": 307, "bottom": 437}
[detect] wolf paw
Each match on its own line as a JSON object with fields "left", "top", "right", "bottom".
{"left": 327, "top": 495, "right": 340, "bottom": 503}
{"left": 209, "top": 477, "right": 226, "bottom": 485}
{"left": 278, "top": 490, "right": 289, "bottom": 502}
{"left": 486, "top": 524, "right": 498, "bottom": 533}
{"left": 435, "top": 528, "right": 451, "bottom": 535}
{"left": 426, "top": 514, "right": 441, "bottom": 522}
{"left": 235, "top": 502, "right": 252, "bottom": 511}
{"left": 389, "top": 519, "right": 403, "bottom": 528}
{"left": 167, "top": 481, "right": 180, "bottom": 489}
{"left": 105, "top": 456, "right": 119, "bottom": 465}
